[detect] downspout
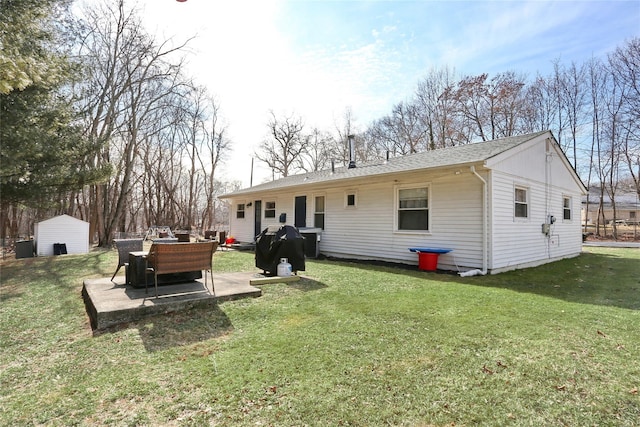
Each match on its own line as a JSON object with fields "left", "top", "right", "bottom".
{"left": 465, "top": 165, "right": 488, "bottom": 276}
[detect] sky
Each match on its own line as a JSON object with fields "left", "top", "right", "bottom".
{"left": 120, "top": 0, "right": 639, "bottom": 187}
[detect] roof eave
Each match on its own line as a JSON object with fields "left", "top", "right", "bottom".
{"left": 219, "top": 160, "right": 487, "bottom": 199}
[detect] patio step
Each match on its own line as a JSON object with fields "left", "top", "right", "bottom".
{"left": 249, "top": 275, "right": 301, "bottom": 285}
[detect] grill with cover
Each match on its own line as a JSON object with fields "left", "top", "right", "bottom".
{"left": 255, "top": 225, "right": 305, "bottom": 276}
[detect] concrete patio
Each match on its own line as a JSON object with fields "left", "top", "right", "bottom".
{"left": 82, "top": 272, "right": 300, "bottom": 331}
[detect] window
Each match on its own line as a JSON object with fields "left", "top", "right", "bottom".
{"left": 630, "top": 211, "right": 636, "bottom": 220}
{"left": 265, "top": 201, "right": 276, "bottom": 218}
{"left": 397, "top": 186, "right": 429, "bottom": 231}
{"left": 514, "top": 187, "right": 528, "bottom": 218}
{"left": 563, "top": 196, "right": 572, "bottom": 220}
{"left": 345, "top": 191, "right": 357, "bottom": 208}
{"left": 314, "top": 196, "right": 325, "bottom": 229}
{"left": 236, "top": 203, "right": 245, "bottom": 219}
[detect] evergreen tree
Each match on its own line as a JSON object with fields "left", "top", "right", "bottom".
{"left": 0, "top": 0, "right": 110, "bottom": 207}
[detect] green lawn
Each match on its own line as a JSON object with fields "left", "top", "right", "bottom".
{"left": 1, "top": 247, "right": 639, "bottom": 426}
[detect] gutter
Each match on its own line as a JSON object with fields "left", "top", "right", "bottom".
{"left": 462, "top": 165, "right": 488, "bottom": 276}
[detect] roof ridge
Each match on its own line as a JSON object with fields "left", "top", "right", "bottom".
{"left": 222, "top": 131, "right": 550, "bottom": 197}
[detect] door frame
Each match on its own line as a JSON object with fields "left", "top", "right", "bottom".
{"left": 254, "top": 200, "right": 262, "bottom": 239}
{"left": 294, "top": 195, "right": 307, "bottom": 228}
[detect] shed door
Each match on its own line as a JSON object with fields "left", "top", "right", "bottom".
{"left": 294, "top": 196, "right": 307, "bottom": 228}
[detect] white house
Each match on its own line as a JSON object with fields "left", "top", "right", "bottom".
{"left": 581, "top": 186, "right": 639, "bottom": 225}
{"left": 34, "top": 214, "right": 90, "bottom": 256}
{"left": 220, "top": 131, "right": 587, "bottom": 274}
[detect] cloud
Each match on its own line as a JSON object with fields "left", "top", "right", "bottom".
{"left": 87, "top": 0, "right": 637, "bottom": 186}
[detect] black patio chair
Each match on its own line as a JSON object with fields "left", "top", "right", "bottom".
{"left": 218, "top": 231, "right": 227, "bottom": 250}
{"left": 111, "top": 238, "right": 143, "bottom": 283}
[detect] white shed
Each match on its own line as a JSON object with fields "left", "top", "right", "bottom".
{"left": 35, "top": 214, "right": 90, "bottom": 256}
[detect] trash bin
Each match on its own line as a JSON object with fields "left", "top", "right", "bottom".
{"left": 53, "top": 243, "right": 67, "bottom": 255}
{"left": 15, "top": 240, "right": 34, "bottom": 259}
{"left": 418, "top": 252, "right": 439, "bottom": 271}
{"left": 299, "top": 229, "right": 321, "bottom": 258}
{"left": 409, "top": 247, "right": 452, "bottom": 272}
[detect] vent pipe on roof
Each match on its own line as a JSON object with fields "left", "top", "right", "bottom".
{"left": 250, "top": 157, "right": 254, "bottom": 187}
{"left": 331, "top": 160, "right": 335, "bottom": 174}
{"left": 348, "top": 135, "right": 356, "bottom": 169}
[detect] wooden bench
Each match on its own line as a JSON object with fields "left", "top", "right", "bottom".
{"left": 145, "top": 241, "right": 218, "bottom": 298}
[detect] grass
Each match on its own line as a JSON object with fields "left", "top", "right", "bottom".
{"left": 1, "top": 246, "right": 639, "bottom": 426}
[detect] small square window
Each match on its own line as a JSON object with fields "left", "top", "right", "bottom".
{"left": 346, "top": 193, "right": 356, "bottom": 207}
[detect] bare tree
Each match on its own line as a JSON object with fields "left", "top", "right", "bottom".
{"left": 550, "top": 61, "right": 589, "bottom": 168}
{"left": 201, "top": 97, "right": 231, "bottom": 231}
{"left": 414, "top": 66, "right": 458, "bottom": 149}
{"left": 491, "top": 71, "right": 528, "bottom": 137}
{"left": 525, "top": 74, "right": 558, "bottom": 133}
{"left": 75, "top": 0, "right": 192, "bottom": 245}
{"left": 453, "top": 73, "right": 491, "bottom": 142}
{"left": 583, "top": 57, "right": 606, "bottom": 234}
{"left": 551, "top": 59, "right": 569, "bottom": 150}
{"left": 441, "top": 72, "right": 528, "bottom": 143}
{"left": 181, "top": 86, "right": 231, "bottom": 231}
{"left": 609, "top": 37, "right": 640, "bottom": 201}
{"left": 332, "top": 107, "right": 357, "bottom": 165}
{"left": 299, "top": 128, "right": 333, "bottom": 173}
{"left": 388, "top": 101, "right": 428, "bottom": 154}
{"left": 603, "top": 44, "right": 636, "bottom": 239}
{"left": 256, "top": 111, "right": 307, "bottom": 177}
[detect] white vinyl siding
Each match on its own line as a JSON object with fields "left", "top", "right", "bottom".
{"left": 320, "top": 174, "right": 483, "bottom": 270}
{"left": 225, "top": 131, "right": 585, "bottom": 273}
{"left": 226, "top": 173, "right": 485, "bottom": 270}
{"left": 35, "top": 215, "right": 90, "bottom": 256}
{"left": 492, "top": 174, "right": 548, "bottom": 268}
{"left": 491, "top": 160, "right": 583, "bottom": 271}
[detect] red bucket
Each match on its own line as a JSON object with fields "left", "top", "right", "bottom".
{"left": 418, "top": 252, "right": 439, "bottom": 271}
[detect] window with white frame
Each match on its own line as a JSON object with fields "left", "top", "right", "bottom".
{"left": 514, "top": 187, "right": 528, "bottom": 218}
{"left": 265, "top": 201, "right": 276, "bottom": 218}
{"left": 314, "top": 195, "right": 325, "bottom": 229}
{"left": 563, "top": 196, "right": 572, "bottom": 220}
{"left": 397, "top": 186, "right": 429, "bottom": 231}
{"left": 345, "top": 191, "right": 357, "bottom": 208}
{"left": 236, "top": 203, "right": 245, "bottom": 219}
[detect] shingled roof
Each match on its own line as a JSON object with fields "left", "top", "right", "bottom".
{"left": 221, "top": 131, "right": 549, "bottom": 198}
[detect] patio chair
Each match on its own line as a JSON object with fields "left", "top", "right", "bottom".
{"left": 218, "top": 231, "right": 227, "bottom": 250}
{"left": 111, "top": 238, "right": 143, "bottom": 283}
{"left": 144, "top": 241, "right": 218, "bottom": 298}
